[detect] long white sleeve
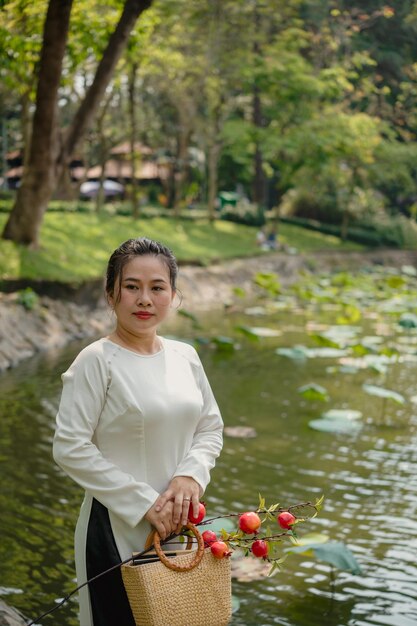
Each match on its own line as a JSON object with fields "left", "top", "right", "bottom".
{"left": 53, "top": 348, "right": 159, "bottom": 529}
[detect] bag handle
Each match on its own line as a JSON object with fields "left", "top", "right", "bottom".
{"left": 144, "top": 526, "right": 195, "bottom": 552}
{"left": 146, "top": 522, "right": 205, "bottom": 572}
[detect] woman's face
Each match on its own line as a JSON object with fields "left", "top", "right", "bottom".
{"left": 109, "top": 254, "right": 175, "bottom": 338}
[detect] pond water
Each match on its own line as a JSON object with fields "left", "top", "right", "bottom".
{"left": 1, "top": 265, "right": 417, "bottom": 626}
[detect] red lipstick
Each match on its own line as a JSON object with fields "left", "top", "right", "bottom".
{"left": 134, "top": 312, "right": 153, "bottom": 320}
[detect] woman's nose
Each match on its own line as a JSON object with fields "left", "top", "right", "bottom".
{"left": 136, "top": 289, "right": 151, "bottom": 305}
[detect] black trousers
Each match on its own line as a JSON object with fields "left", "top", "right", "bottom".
{"left": 86, "top": 498, "right": 136, "bottom": 626}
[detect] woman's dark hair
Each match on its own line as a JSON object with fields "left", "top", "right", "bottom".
{"left": 105, "top": 237, "right": 178, "bottom": 302}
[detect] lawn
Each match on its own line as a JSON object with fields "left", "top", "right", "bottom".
{"left": 0, "top": 211, "right": 364, "bottom": 284}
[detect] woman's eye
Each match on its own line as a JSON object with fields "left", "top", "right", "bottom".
{"left": 125, "top": 284, "right": 138, "bottom": 290}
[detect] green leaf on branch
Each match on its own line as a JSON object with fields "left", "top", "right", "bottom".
{"left": 315, "top": 495, "right": 325, "bottom": 510}
{"left": 267, "top": 559, "right": 285, "bottom": 577}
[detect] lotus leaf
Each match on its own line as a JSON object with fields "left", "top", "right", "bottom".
{"left": 286, "top": 541, "right": 362, "bottom": 575}
{"left": 276, "top": 346, "right": 308, "bottom": 360}
{"left": 398, "top": 313, "right": 417, "bottom": 329}
{"left": 321, "top": 409, "right": 362, "bottom": 420}
{"left": 309, "top": 418, "right": 362, "bottom": 434}
{"left": 298, "top": 383, "right": 329, "bottom": 402}
{"left": 362, "top": 384, "right": 405, "bottom": 404}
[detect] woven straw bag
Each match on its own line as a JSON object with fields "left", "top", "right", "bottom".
{"left": 121, "top": 522, "right": 232, "bottom": 626}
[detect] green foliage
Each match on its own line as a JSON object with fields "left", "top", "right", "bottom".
{"left": 279, "top": 214, "right": 417, "bottom": 249}
{"left": 253, "top": 272, "right": 281, "bottom": 296}
{"left": 16, "top": 287, "right": 39, "bottom": 311}
{"left": 0, "top": 212, "right": 261, "bottom": 282}
{"left": 369, "top": 141, "right": 417, "bottom": 216}
{"left": 2, "top": 0, "right": 417, "bottom": 246}
{"left": 0, "top": 209, "right": 367, "bottom": 283}
{"left": 221, "top": 200, "right": 266, "bottom": 227}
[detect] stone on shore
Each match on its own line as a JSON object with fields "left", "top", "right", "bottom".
{"left": 0, "top": 600, "right": 28, "bottom": 626}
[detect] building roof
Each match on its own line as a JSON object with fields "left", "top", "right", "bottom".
{"left": 110, "top": 141, "right": 153, "bottom": 156}
{"left": 6, "top": 166, "right": 23, "bottom": 178}
{"left": 86, "top": 159, "right": 169, "bottom": 181}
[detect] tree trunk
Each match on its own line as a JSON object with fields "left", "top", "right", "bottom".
{"left": 21, "top": 92, "right": 32, "bottom": 168}
{"left": 61, "top": 0, "right": 153, "bottom": 168}
{"left": 207, "top": 140, "right": 221, "bottom": 222}
{"left": 1, "top": 118, "right": 7, "bottom": 190}
{"left": 95, "top": 128, "right": 108, "bottom": 214}
{"left": 128, "top": 62, "right": 140, "bottom": 219}
{"left": 206, "top": 106, "right": 222, "bottom": 222}
{"left": 173, "top": 119, "right": 191, "bottom": 218}
{"left": 3, "top": 0, "right": 153, "bottom": 247}
{"left": 95, "top": 91, "right": 114, "bottom": 213}
{"left": 252, "top": 89, "right": 266, "bottom": 209}
{"left": 251, "top": 4, "right": 266, "bottom": 209}
{"left": 54, "top": 137, "right": 77, "bottom": 201}
{"left": 2, "top": 0, "right": 73, "bottom": 246}
{"left": 341, "top": 208, "right": 350, "bottom": 241}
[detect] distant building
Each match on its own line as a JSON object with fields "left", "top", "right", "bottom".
{"left": 4, "top": 141, "right": 171, "bottom": 193}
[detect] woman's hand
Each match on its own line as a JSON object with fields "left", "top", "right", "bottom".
{"left": 144, "top": 500, "right": 177, "bottom": 540}
{"left": 154, "top": 476, "right": 202, "bottom": 532}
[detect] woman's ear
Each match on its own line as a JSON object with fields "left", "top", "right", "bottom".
{"left": 172, "top": 289, "right": 183, "bottom": 309}
{"left": 106, "top": 292, "right": 115, "bottom": 309}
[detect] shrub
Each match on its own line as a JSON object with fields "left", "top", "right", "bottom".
{"left": 17, "top": 287, "right": 39, "bottom": 311}
{"left": 221, "top": 199, "right": 266, "bottom": 227}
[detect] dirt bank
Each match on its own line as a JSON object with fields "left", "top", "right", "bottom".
{"left": 0, "top": 248, "right": 416, "bottom": 372}
{"left": 178, "top": 248, "right": 417, "bottom": 310}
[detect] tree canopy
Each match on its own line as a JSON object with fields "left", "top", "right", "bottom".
{"left": 1, "top": 0, "right": 416, "bottom": 246}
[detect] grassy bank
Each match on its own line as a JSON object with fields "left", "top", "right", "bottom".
{"left": 0, "top": 212, "right": 363, "bottom": 284}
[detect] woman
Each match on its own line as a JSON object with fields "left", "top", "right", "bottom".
{"left": 53, "top": 237, "right": 224, "bottom": 626}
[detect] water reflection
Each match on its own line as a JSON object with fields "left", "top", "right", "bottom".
{"left": 0, "top": 305, "right": 417, "bottom": 625}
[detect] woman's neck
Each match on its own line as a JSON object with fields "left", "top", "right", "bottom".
{"left": 108, "top": 329, "right": 162, "bottom": 355}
